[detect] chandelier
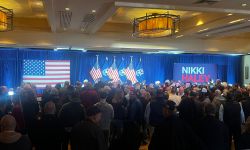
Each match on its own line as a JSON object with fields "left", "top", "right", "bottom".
{"left": 0, "top": 6, "right": 13, "bottom": 31}
{"left": 133, "top": 13, "right": 180, "bottom": 38}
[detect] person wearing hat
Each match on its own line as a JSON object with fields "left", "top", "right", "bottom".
{"left": 148, "top": 101, "right": 204, "bottom": 150}
{"left": 58, "top": 90, "right": 86, "bottom": 150}
{"left": 70, "top": 106, "right": 107, "bottom": 150}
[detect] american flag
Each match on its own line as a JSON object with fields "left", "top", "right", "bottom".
{"left": 107, "top": 60, "right": 120, "bottom": 82}
{"left": 90, "top": 60, "right": 102, "bottom": 82}
{"left": 124, "top": 61, "right": 137, "bottom": 84}
{"left": 23, "top": 60, "right": 70, "bottom": 88}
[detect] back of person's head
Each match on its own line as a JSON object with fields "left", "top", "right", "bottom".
{"left": 99, "top": 88, "right": 108, "bottom": 99}
{"left": 69, "top": 90, "right": 80, "bottom": 102}
{"left": 44, "top": 101, "right": 56, "bottom": 115}
{"left": 204, "top": 103, "right": 216, "bottom": 116}
{"left": 171, "top": 87, "right": 176, "bottom": 94}
{"left": 85, "top": 82, "right": 92, "bottom": 88}
{"left": 87, "top": 106, "right": 102, "bottom": 124}
{"left": 76, "top": 81, "right": 82, "bottom": 87}
{"left": 55, "top": 83, "right": 62, "bottom": 90}
{"left": 215, "top": 89, "right": 221, "bottom": 96}
{"left": 156, "top": 88, "right": 164, "bottom": 99}
{"left": 163, "top": 100, "right": 176, "bottom": 117}
{"left": 21, "top": 89, "right": 36, "bottom": 102}
{"left": 0, "top": 115, "right": 16, "bottom": 131}
{"left": 64, "top": 81, "right": 70, "bottom": 87}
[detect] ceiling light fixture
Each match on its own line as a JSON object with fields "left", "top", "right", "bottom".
{"left": 176, "top": 35, "right": 184, "bottom": 38}
{"left": 229, "top": 18, "right": 245, "bottom": 24}
{"left": 205, "top": 34, "right": 209, "bottom": 36}
{"left": 65, "top": 7, "right": 70, "bottom": 11}
{"left": 92, "top": 10, "right": 96, "bottom": 13}
{"left": 242, "top": 3, "right": 247, "bottom": 7}
{"left": 196, "top": 20, "right": 204, "bottom": 26}
{"left": 198, "top": 28, "right": 209, "bottom": 32}
{"left": 227, "top": 13, "right": 233, "bottom": 16}
{"left": 132, "top": 13, "right": 180, "bottom": 38}
{"left": 0, "top": 6, "right": 13, "bottom": 32}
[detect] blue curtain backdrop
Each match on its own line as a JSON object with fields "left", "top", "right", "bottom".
{"left": 0, "top": 48, "right": 242, "bottom": 88}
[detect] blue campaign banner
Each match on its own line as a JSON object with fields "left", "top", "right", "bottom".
{"left": 173, "top": 63, "right": 217, "bottom": 83}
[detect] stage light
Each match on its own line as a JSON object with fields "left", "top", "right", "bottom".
{"left": 8, "top": 88, "right": 14, "bottom": 96}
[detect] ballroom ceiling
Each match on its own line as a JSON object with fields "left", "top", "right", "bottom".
{"left": 0, "top": 0, "right": 250, "bottom": 54}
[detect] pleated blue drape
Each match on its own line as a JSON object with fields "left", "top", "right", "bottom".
{"left": 0, "top": 48, "right": 242, "bottom": 88}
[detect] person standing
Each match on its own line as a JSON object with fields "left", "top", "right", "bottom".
{"left": 123, "top": 90, "right": 143, "bottom": 150}
{"left": 149, "top": 101, "right": 204, "bottom": 150}
{"left": 95, "top": 88, "right": 114, "bottom": 147}
{"left": 70, "top": 106, "right": 107, "bottom": 150}
{"left": 219, "top": 92, "right": 245, "bottom": 150}
{"left": 0, "top": 115, "right": 31, "bottom": 150}
{"left": 196, "top": 103, "right": 229, "bottom": 150}
{"left": 58, "top": 91, "right": 86, "bottom": 150}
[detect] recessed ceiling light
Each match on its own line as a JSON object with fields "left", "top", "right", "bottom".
{"left": 229, "top": 18, "right": 245, "bottom": 24}
{"left": 198, "top": 28, "right": 209, "bottom": 32}
{"left": 65, "top": 8, "right": 70, "bottom": 11}
{"left": 205, "top": 34, "right": 209, "bottom": 37}
{"left": 227, "top": 13, "right": 233, "bottom": 16}
{"left": 176, "top": 35, "right": 184, "bottom": 38}
{"left": 242, "top": 3, "right": 247, "bottom": 7}
{"left": 92, "top": 10, "right": 96, "bottom": 13}
{"left": 63, "top": 28, "right": 67, "bottom": 31}
{"left": 35, "top": 2, "right": 43, "bottom": 6}
{"left": 196, "top": 20, "right": 204, "bottom": 26}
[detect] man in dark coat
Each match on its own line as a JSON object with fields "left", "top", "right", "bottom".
{"left": 34, "top": 101, "right": 64, "bottom": 150}
{"left": 123, "top": 90, "right": 143, "bottom": 150}
{"left": 196, "top": 103, "right": 229, "bottom": 150}
{"left": 149, "top": 100, "right": 204, "bottom": 150}
{"left": 70, "top": 106, "right": 107, "bottom": 150}
{"left": 239, "top": 117, "right": 250, "bottom": 149}
{"left": 149, "top": 89, "right": 168, "bottom": 127}
{"left": 219, "top": 93, "right": 245, "bottom": 150}
{"left": 58, "top": 91, "right": 86, "bottom": 150}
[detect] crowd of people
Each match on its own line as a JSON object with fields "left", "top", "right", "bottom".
{"left": 0, "top": 79, "right": 250, "bottom": 150}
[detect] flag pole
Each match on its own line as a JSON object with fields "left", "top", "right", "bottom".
{"left": 96, "top": 55, "right": 99, "bottom": 63}
{"left": 130, "top": 56, "right": 133, "bottom": 63}
{"left": 114, "top": 56, "right": 116, "bottom": 63}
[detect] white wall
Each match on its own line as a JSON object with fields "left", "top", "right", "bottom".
{"left": 243, "top": 55, "right": 250, "bottom": 85}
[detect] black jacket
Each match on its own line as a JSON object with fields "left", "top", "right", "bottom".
{"left": 239, "top": 132, "right": 250, "bottom": 149}
{"left": 0, "top": 132, "right": 31, "bottom": 150}
{"left": 196, "top": 115, "right": 229, "bottom": 150}
{"left": 34, "top": 114, "right": 64, "bottom": 150}
{"left": 149, "top": 114, "right": 205, "bottom": 150}
{"left": 58, "top": 101, "right": 86, "bottom": 128}
{"left": 70, "top": 120, "right": 107, "bottom": 150}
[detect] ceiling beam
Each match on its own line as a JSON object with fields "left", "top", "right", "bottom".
{"left": 43, "top": 0, "right": 57, "bottom": 32}
{"left": 87, "top": 3, "right": 117, "bottom": 34}
{"left": 115, "top": 1, "right": 250, "bottom": 15}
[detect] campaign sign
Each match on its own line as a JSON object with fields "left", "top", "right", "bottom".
{"left": 173, "top": 63, "right": 217, "bottom": 83}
